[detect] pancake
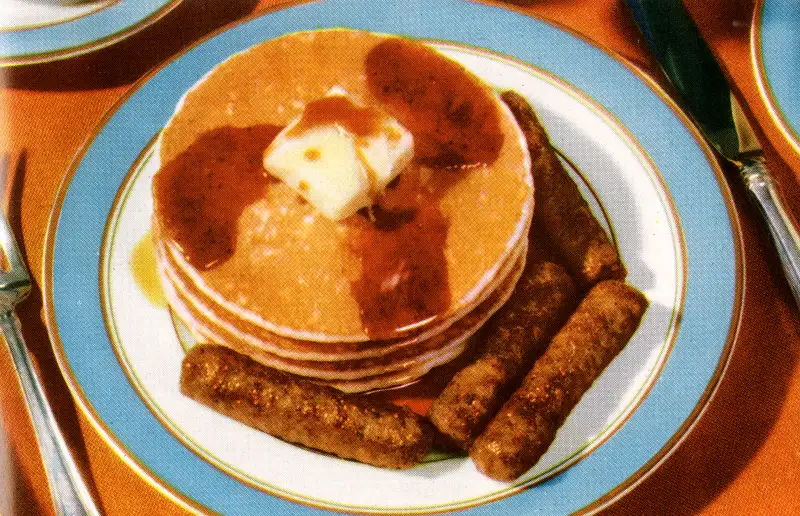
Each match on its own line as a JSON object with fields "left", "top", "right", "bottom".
{"left": 152, "top": 29, "right": 534, "bottom": 391}
{"left": 162, "top": 245, "right": 526, "bottom": 392}
{"left": 156, "top": 231, "right": 526, "bottom": 361}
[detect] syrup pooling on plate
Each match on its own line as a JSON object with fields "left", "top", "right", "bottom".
{"left": 130, "top": 232, "right": 167, "bottom": 307}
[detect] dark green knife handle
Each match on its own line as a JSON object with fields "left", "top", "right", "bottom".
{"left": 626, "top": 0, "right": 738, "bottom": 156}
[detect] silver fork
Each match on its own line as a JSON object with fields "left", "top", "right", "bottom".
{"left": 0, "top": 155, "right": 101, "bottom": 515}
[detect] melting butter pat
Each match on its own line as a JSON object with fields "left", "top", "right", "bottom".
{"left": 263, "top": 94, "right": 413, "bottom": 221}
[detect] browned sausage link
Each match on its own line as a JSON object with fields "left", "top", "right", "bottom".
{"left": 181, "top": 344, "right": 434, "bottom": 469}
{"left": 469, "top": 280, "right": 648, "bottom": 481}
{"left": 501, "top": 90, "right": 627, "bottom": 289}
{"left": 428, "top": 261, "right": 576, "bottom": 450}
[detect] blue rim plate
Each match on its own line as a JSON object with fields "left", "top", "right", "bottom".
{"left": 0, "top": 0, "right": 182, "bottom": 66}
{"left": 753, "top": 0, "right": 800, "bottom": 154}
{"left": 44, "top": 0, "right": 743, "bottom": 514}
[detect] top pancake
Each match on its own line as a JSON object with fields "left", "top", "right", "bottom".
{"left": 154, "top": 29, "right": 532, "bottom": 342}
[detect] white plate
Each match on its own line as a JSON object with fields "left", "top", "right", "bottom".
{"left": 45, "top": 1, "right": 742, "bottom": 514}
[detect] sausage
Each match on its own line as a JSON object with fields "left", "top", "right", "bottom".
{"left": 501, "top": 90, "right": 627, "bottom": 289}
{"left": 428, "top": 260, "right": 576, "bottom": 449}
{"left": 469, "top": 280, "right": 648, "bottom": 481}
{"left": 181, "top": 344, "right": 434, "bottom": 469}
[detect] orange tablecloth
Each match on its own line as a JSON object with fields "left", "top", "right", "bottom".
{"left": 1, "top": 0, "right": 799, "bottom": 514}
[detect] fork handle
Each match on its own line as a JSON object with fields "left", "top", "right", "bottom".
{"left": 741, "top": 159, "right": 800, "bottom": 309}
{"left": 1, "top": 312, "right": 101, "bottom": 516}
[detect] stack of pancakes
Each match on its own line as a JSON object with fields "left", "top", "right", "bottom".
{"left": 152, "top": 30, "right": 533, "bottom": 392}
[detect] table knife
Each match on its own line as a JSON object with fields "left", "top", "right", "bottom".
{"left": 626, "top": 0, "right": 800, "bottom": 309}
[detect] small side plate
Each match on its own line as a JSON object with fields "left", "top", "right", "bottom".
{"left": 0, "top": 0, "right": 181, "bottom": 66}
{"left": 753, "top": 0, "right": 800, "bottom": 155}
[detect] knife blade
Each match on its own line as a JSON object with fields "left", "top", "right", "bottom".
{"left": 626, "top": 0, "right": 800, "bottom": 309}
